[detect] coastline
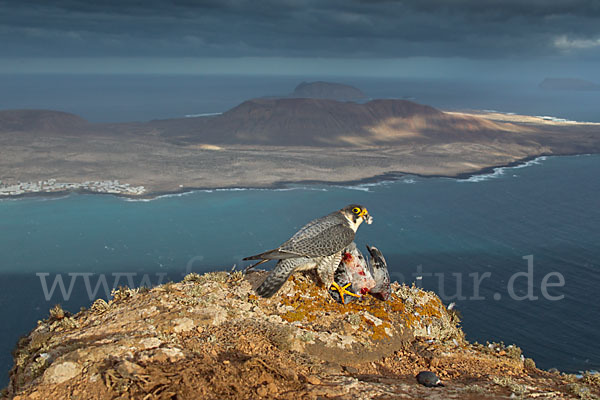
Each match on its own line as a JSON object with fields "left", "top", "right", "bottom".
{"left": 0, "top": 153, "right": 575, "bottom": 202}
{"left": 3, "top": 105, "right": 600, "bottom": 202}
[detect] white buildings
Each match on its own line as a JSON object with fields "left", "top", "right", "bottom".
{"left": 0, "top": 179, "right": 146, "bottom": 197}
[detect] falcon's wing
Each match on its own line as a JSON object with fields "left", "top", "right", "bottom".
{"left": 281, "top": 222, "right": 355, "bottom": 257}
{"left": 243, "top": 211, "right": 349, "bottom": 261}
{"left": 286, "top": 212, "right": 340, "bottom": 242}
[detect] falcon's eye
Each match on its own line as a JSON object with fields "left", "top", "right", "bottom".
{"left": 352, "top": 207, "right": 361, "bottom": 214}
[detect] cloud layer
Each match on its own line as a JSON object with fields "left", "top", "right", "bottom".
{"left": 1, "top": 0, "right": 600, "bottom": 60}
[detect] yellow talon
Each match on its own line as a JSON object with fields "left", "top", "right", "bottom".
{"left": 330, "top": 282, "right": 344, "bottom": 303}
{"left": 330, "top": 281, "right": 361, "bottom": 304}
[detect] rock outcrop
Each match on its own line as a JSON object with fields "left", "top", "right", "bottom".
{"left": 4, "top": 270, "right": 599, "bottom": 399}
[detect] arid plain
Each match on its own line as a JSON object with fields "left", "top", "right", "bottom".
{"left": 1, "top": 99, "right": 599, "bottom": 197}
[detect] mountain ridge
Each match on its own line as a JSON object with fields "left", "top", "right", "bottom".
{"left": 0, "top": 109, "right": 88, "bottom": 134}
{"left": 149, "top": 97, "right": 514, "bottom": 146}
{"left": 0, "top": 98, "right": 545, "bottom": 147}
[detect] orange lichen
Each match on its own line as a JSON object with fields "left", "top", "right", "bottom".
{"left": 282, "top": 311, "right": 305, "bottom": 322}
{"left": 371, "top": 322, "right": 393, "bottom": 341}
{"left": 277, "top": 276, "right": 410, "bottom": 340}
{"left": 276, "top": 276, "right": 458, "bottom": 342}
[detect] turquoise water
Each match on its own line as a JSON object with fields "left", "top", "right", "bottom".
{"left": 1, "top": 155, "right": 599, "bottom": 385}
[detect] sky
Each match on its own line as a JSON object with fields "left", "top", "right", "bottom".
{"left": 1, "top": 0, "right": 600, "bottom": 79}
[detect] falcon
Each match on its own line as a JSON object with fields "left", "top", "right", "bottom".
{"left": 244, "top": 204, "right": 373, "bottom": 298}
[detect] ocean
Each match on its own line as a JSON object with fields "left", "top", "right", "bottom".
{"left": 0, "top": 154, "right": 599, "bottom": 385}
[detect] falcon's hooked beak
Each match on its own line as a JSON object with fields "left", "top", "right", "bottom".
{"left": 360, "top": 209, "right": 373, "bottom": 225}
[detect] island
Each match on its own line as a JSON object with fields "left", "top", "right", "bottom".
{"left": 291, "top": 81, "right": 367, "bottom": 101}
{"left": 1, "top": 98, "right": 600, "bottom": 198}
{"left": 4, "top": 271, "right": 598, "bottom": 399}
{"left": 539, "top": 78, "right": 600, "bottom": 91}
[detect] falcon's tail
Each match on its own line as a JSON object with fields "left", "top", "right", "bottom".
{"left": 255, "top": 258, "right": 300, "bottom": 298}
{"left": 243, "top": 248, "right": 297, "bottom": 261}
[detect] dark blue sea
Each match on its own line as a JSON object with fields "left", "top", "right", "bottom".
{"left": 1, "top": 154, "right": 599, "bottom": 385}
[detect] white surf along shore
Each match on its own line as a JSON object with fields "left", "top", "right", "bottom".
{"left": 0, "top": 156, "right": 554, "bottom": 202}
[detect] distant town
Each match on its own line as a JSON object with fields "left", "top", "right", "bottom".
{"left": 0, "top": 179, "right": 146, "bottom": 197}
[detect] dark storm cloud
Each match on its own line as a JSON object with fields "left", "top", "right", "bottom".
{"left": 1, "top": 0, "right": 599, "bottom": 59}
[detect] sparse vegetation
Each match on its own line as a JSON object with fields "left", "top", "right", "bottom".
{"left": 582, "top": 372, "right": 600, "bottom": 387}
{"left": 228, "top": 270, "right": 244, "bottom": 282}
{"left": 566, "top": 382, "right": 593, "bottom": 399}
{"left": 462, "top": 384, "right": 487, "bottom": 394}
{"left": 269, "top": 325, "right": 296, "bottom": 351}
{"left": 299, "top": 331, "right": 315, "bottom": 343}
{"left": 162, "top": 282, "right": 177, "bottom": 293}
{"left": 49, "top": 304, "right": 66, "bottom": 320}
{"left": 111, "top": 286, "right": 138, "bottom": 302}
{"left": 492, "top": 375, "right": 528, "bottom": 396}
{"left": 91, "top": 298, "right": 110, "bottom": 314}
{"left": 346, "top": 313, "right": 362, "bottom": 326}
{"left": 183, "top": 283, "right": 207, "bottom": 299}
{"left": 524, "top": 357, "right": 536, "bottom": 369}
{"left": 182, "top": 272, "right": 203, "bottom": 283}
{"left": 472, "top": 341, "right": 523, "bottom": 360}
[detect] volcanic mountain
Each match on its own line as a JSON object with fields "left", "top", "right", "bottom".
{"left": 151, "top": 98, "right": 516, "bottom": 147}
{"left": 0, "top": 109, "right": 88, "bottom": 134}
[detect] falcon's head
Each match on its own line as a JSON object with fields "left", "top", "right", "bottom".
{"left": 341, "top": 204, "right": 373, "bottom": 229}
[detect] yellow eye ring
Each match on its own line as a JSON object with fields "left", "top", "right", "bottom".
{"left": 352, "top": 207, "right": 361, "bottom": 214}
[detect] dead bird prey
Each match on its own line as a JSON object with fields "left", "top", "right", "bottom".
{"left": 329, "top": 243, "right": 391, "bottom": 304}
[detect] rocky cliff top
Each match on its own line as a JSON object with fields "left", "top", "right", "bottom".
{"left": 4, "top": 270, "right": 599, "bottom": 399}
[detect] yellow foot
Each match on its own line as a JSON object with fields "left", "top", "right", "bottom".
{"left": 330, "top": 282, "right": 361, "bottom": 304}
